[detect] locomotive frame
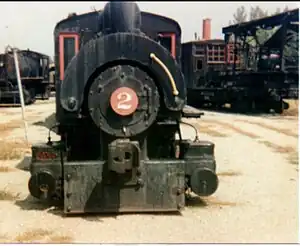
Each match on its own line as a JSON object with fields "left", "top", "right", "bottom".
{"left": 28, "top": 2, "right": 219, "bottom": 214}
{"left": 182, "top": 9, "right": 299, "bottom": 113}
{"left": 0, "top": 48, "right": 53, "bottom": 105}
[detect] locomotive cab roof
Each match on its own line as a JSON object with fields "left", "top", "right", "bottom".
{"left": 182, "top": 39, "right": 225, "bottom": 45}
{"left": 54, "top": 8, "right": 182, "bottom": 37}
{"left": 4, "top": 48, "right": 50, "bottom": 59}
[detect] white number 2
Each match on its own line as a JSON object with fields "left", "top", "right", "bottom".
{"left": 117, "top": 92, "right": 132, "bottom": 110}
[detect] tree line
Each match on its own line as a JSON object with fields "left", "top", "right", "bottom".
{"left": 230, "top": 5, "right": 290, "bottom": 25}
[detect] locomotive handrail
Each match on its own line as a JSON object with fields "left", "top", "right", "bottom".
{"left": 150, "top": 53, "right": 179, "bottom": 96}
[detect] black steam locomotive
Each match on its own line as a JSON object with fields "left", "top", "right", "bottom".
{"left": 28, "top": 2, "right": 218, "bottom": 214}
{"left": 0, "top": 48, "right": 53, "bottom": 105}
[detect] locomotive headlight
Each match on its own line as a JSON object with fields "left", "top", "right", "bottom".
{"left": 67, "top": 97, "right": 77, "bottom": 110}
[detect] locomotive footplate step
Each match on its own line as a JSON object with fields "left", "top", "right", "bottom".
{"left": 63, "top": 160, "right": 185, "bottom": 214}
{"left": 182, "top": 105, "right": 204, "bottom": 118}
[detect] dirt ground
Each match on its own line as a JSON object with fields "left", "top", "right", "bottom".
{"left": 0, "top": 98, "right": 298, "bottom": 243}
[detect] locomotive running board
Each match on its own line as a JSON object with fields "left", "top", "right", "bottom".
{"left": 182, "top": 105, "right": 204, "bottom": 118}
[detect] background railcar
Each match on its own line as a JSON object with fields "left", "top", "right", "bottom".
{"left": 182, "top": 9, "right": 299, "bottom": 113}
{"left": 0, "top": 48, "right": 52, "bottom": 105}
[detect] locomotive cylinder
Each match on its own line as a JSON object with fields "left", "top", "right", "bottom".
{"left": 102, "top": 1, "right": 142, "bottom": 33}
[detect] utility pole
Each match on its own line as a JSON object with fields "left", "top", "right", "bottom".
{"left": 12, "top": 48, "right": 29, "bottom": 144}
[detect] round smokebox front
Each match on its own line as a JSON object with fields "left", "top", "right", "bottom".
{"left": 88, "top": 65, "right": 160, "bottom": 137}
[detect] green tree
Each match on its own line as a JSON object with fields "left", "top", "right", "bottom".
{"left": 274, "top": 6, "right": 289, "bottom": 15}
{"left": 231, "top": 6, "right": 284, "bottom": 45}
{"left": 249, "top": 6, "right": 268, "bottom": 21}
{"left": 231, "top": 5, "right": 291, "bottom": 24}
{"left": 283, "top": 6, "right": 289, "bottom": 12}
{"left": 232, "top": 6, "right": 248, "bottom": 24}
{"left": 274, "top": 7, "right": 282, "bottom": 15}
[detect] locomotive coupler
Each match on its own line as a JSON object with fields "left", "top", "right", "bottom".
{"left": 108, "top": 139, "right": 140, "bottom": 174}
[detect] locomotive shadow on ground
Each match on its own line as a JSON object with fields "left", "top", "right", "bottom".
{"left": 14, "top": 194, "right": 204, "bottom": 221}
{"left": 16, "top": 155, "right": 31, "bottom": 171}
{"left": 14, "top": 195, "right": 207, "bottom": 221}
{"left": 32, "top": 112, "right": 58, "bottom": 134}
{"left": 14, "top": 195, "right": 118, "bottom": 222}
{"left": 185, "top": 196, "right": 208, "bottom": 207}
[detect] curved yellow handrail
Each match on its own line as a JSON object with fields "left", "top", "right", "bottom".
{"left": 150, "top": 53, "right": 179, "bottom": 96}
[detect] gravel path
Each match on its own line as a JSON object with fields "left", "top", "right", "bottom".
{"left": 0, "top": 100, "right": 298, "bottom": 243}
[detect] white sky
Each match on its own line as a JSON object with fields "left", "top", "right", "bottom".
{"left": 0, "top": 1, "right": 298, "bottom": 57}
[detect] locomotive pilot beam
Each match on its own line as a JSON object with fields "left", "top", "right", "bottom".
{"left": 28, "top": 1, "right": 219, "bottom": 214}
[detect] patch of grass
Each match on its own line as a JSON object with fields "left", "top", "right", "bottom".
{"left": 217, "top": 171, "right": 242, "bottom": 177}
{"left": 0, "top": 111, "right": 20, "bottom": 116}
{"left": 13, "top": 229, "right": 73, "bottom": 243}
{"left": 186, "top": 194, "right": 238, "bottom": 207}
{"left": 47, "top": 235, "right": 74, "bottom": 243}
{"left": 0, "top": 189, "right": 20, "bottom": 201}
{"left": 288, "top": 152, "right": 298, "bottom": 165}
{"left": 259, "top": 140, "right": 298, "bottom": 166}
{"left": 195, "top": 123, "right": 228, "bottom": 138}
{"left": 0, "top": 140, "right": 31, "bottom": 160}
{"left": 14, "top": 229, "right": 52, "bottom": 243}
{"left": 204, "top": 119, "right": 260, "bottom": 139}
{"left": 237, "top": 119, "right": 298, "bottom": 138}
{"left": 203, "top": 196, "right": 238, "bottom": 206}
{"left": 0, "top": 234, "right": 10, "bottom": 243}
{"left": 0, "top": 166, "right": 15, "bottom": 172}
{"left": 0, "top": 120, "right": 22, "bottom": 137}
{"left": 259, "top": 140, "right": 295, "bottom": 154}
{"left": 0, "top": 115, "right": 39, "bottom": 138}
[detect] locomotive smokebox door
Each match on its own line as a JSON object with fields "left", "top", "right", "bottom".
{"left": 87, "top": 65, "right": 160, "bottom": 138}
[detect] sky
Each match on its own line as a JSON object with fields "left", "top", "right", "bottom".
{"left": 0, "top": 1, "right": 298, "bottom": 57}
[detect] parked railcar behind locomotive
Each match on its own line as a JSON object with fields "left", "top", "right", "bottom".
{"left": 28, "top": 1, "right": 219, "bottom": 214}
{"left": 0, "top": 49, "right": 52, "bottom": 105}
{"left": 182, "top": 12, "right": 299, "bottom": 114}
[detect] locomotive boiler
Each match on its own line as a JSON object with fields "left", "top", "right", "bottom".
{"left": 28, "top": 1, "right": 218, "bottom": 214}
